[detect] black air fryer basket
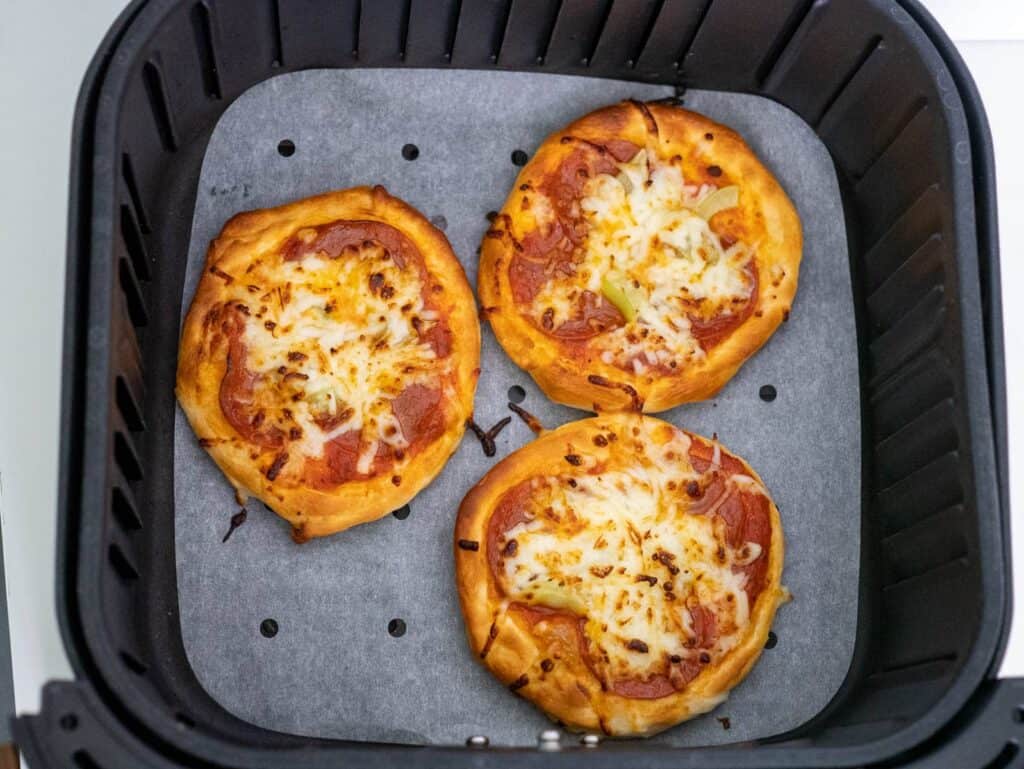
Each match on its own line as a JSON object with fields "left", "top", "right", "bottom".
{"left": 15, "top": 0, "right": 1017, "bottom": 766}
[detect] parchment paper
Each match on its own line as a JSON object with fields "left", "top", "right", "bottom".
{"left": 174, "top": 69, "right": 860, "bottom": 747}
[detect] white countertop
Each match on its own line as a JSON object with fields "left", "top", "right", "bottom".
{"left": 0, "top": 0, "right": 1021, "bottom": 722}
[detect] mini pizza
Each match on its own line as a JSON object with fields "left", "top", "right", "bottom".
{"left": 455, "top": 413, "right": 785, "bottom": 736}
{"left": 479, "top": 101, "right": 801, "bottom": 412}
{"left": 177, "top": 186, "right": 479, "bottom": 540}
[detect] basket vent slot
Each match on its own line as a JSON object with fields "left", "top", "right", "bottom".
{"left": 120, "top": 153, "right": 150, "bottom": 234}
{"left": 674, "top": 0, "right": 715, "bottom": 72}
{"left": 444, "top": 0, "right": 462, "bottom": 60}
{"left": 855, "top": 97, "right": 929, "bottom": 184}
{"left": 868, "top": 288, "right": 945, "bottom": 386}
{"left": 589, "top": 0, "right": 663, "bottom": 68}
{"left": 634, "top": 0, "right": 710, "bottom": 73}
{"left": 108, "top": 544, "right": 140, "bottom": 582}
{"left": 119, "top": 649, "right": 148, "bottom": 674}
{"left": 120, "top": 204, "right": 150, "bottom": 282}
{"left": 119, "top": 258, "right": 149, "bottom": 328}
{"left": 492, "top": 0, "right": 513, "bottom": 62}
{"left": 115, "top": 376, "right": 145, "bottom": 432}
{"left": 399, "top": 0, "right": 413, "bottom": 58}
{"left": 584, "top": 0, "right": 614, "bottom": 66}
{"left": 499, "top": 0, "right": 563, "bottom": 67}
{"left": 113, "top": 430, "right": 143, "bottom": 482}
{"left": 112, "top": 486, "right": 143, "bottom": 532}
{"left": 542, "top": 0, "right": 611, "bottom": 68}
{"left": 72, "top": 751, "right": 103, "bottom": 769}
{"left": 875, "top": 450, "right": 964, "bottom": 537}
{"left": 862, "top": 184, "right": 942, "bottom": 284}
{"left": 864, "top": 654, "right": 957, "bottom": 691}
{"left": 882, "top": 556, "right": 969, "bottom": 594}
{"left": 755, "top": 0, "right": 815, "bottom": 85}
{"left": 269, "top": 0, "right": 283, "bottom": 66}
{"left": 142, "top": 60, "right": 178, "bottom": 152}
{"left": 982, "top": 743, "right": 1020, "bottom": 769}
{"left": 190, "top": 2, "right": 222, "bottom": 99}
{"left": 629, "top": 0, "right": 666, "bottom": 67}
{"left": 814, "top": 35, "right": 883, "bottom": 129}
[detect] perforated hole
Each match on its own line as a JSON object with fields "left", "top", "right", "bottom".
{"left": 765, "top": 631, "right": 778, "bottom": 649}
{"left": 759, "top": 384, "right": 777, "bottom": 402}
{"left": 392, "top": 505, "right": 411, "bottom": 520}
{"left": 388, "top": 618, "right": 407, "bottom": 637}
{"left": 260, "top": 618, "right": 279, "bottom": 638}
{"left": 277, "top": 139, "right": 295, "bottom": 157}
{"left": 59, "top": 713, "right": 78, "bottom": 731}
{"left": 402, "top": 143, "right": 420, "bottom": 161}
{"left": 508, "top": 385, "right": 526, "bottom": 404}
{"left": 511, "top": 149, "right": 528, "bottom": 166}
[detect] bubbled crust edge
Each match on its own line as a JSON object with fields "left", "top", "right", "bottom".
{"left": 478, "top": 102, "right": 802, "bottom": 414}
{"left": 454, "top": 413, "right": 785, "bottom": 737}
{"left": 176, "top": 186, "right": 480, "bottom": 539}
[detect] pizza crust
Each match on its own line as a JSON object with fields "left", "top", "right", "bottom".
{"left": 454, "top": 413, "right": 785, "bottom": 736}
{"left": 177, "top": 186, "right": 479, "bottom": 539}
{"left": 478, "top": 101, "right": 802, "bottom": 413}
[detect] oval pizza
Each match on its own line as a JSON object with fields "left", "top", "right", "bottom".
{"left": 455, "top": 413, "right": 785, "bottom": 736}
{"left": 177, "top": 186, "right": 479, "bottom": 540}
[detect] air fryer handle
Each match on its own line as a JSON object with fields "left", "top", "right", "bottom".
{"left": 897, "top": 678, "right": 1024, "bottom": 769}
{"left": 12, "top": 678, "right": 1024, "bottom": 768}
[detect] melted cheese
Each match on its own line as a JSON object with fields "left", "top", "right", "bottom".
{"left": 496, "top": 428, "right": 765, "bottom": 684}
{"left": 530, "top": 150, "right": 753, "bottom": 371}
{"left": 235, "top": 239, "right": 451, "bottom": 461}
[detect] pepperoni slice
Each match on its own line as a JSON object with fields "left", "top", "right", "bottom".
{"left": 688, "top": 437, "right": 772, "bottom": 602}
{"left": 509, "top": 139, "right": 640, "bottom": 316}
{"left": 487, "top": 480, "right": 535, "bottom": 579}
{"left": 688, "top": 604, "right": 719, "bottom": 649}
{"left": 685, "top": 264, "right": 759, "bottom": 350}
{"left": 218, "top": 308, "right": 284, "bottom": 449}
{"left": 609, "top": 674, "right": 676, "bottom": 699}
{"left": 391, "top": 383, "right": 446, "bottom": 450}
{"left": 298, "top": 384, "right": 445, "bottom": 489}
{"left": 511, "top": 602, "right": 598, "bottom": 681}
{"left": 282, "top": 219, "right": 416, "bottom": 269}
{"left": 419, "top": 321, "right": 452, "bottom": 358}
{"left": 549, "top": 291, "right": 624, "bottom": 341}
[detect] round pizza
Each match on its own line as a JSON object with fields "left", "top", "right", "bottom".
{"left": 478, "top": 101, "right": 801, "bottom": 413}
{"left": 455, "top": 413, "right": 784, "bottom": 736}
{"left": 177, "top": 186, "right": 479, "bottom": 540}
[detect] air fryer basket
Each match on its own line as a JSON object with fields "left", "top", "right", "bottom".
{"left": 14, "top": 0, "right": 1013, "bottom": 767}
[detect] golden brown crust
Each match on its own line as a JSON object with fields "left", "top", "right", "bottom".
{"left": 478, "top": 101, "right": 802, "bottom": 413}
{"left": 177, "top": 186, "right": 480, "bottom": 538}
{"left": 454, "top": 413, "right": 785, "bottom": 736}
